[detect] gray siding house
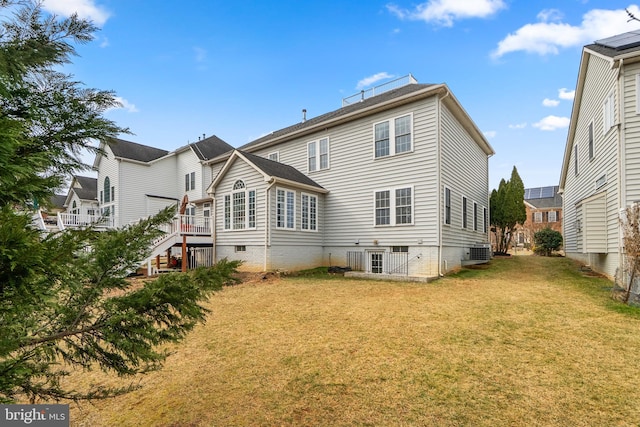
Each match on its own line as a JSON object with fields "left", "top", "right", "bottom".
{"left": 560, "top": 31, "right": 640, "bottom": 282}
{"left": 207, "top": 78, "right": 494, "bottom": 278}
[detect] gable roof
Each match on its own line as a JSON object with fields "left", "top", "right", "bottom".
{"left": 107, "top": 138, "right": 170, "bottom": 163}
{"left": 72, "top": 176, "right": 97, "bottom": 201}
{"left": 189, "top": 135, "right": 234, "bottom": 160}
{"left": 203, "top": 82, "right": 493, "bottom": 164}
{"left": 48, "top": 194, "right": 66, "bottom": 210}
{"left": 208, "top": 150, "right": 327, "bottom": 194}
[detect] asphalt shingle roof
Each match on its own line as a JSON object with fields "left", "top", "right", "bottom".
{"left": 190, "top": 135, "right": 234, "bottom": 160}
{"left": 107, "top": 138, "right": 169, "bottom": 162}
{"left": 73, "top": 176, "right": 97, "bottom": 200}
{"left": 239, "top": 151, "right": 325, "bottom": 190}
{"left": 239, "top": 83, "right": 435, "bottom": 151}
{"left": 525, "top": 186, "right": 562, "bottom": 209}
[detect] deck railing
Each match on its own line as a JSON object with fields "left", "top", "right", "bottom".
{"left": 342, "top": 74, "right": 418, "bottom": 107}
{"left": 58, "top": 213, "right": 115, "bottom": 230}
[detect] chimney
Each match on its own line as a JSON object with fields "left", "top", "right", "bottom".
{"left": 302, "top": 109, "right": 307, "bottom": 123}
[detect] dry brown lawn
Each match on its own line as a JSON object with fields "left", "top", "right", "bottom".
{"left": 67, "top": 256, "right": 640, "bottom": 426}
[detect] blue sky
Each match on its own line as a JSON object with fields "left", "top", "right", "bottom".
{"left": 36, "top": 0, "right": 640, "bottom": 190}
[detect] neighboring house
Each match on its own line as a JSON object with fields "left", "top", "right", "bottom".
{"left": 560, "top": 30, "right": 640, "bottom": 282}
{"left": 92, "top": 135, "right": 232, "bottom": 227}
{"left": 206, "top": 76, "right": 495, "bottom": 278}
{"left": 59, "top": 176, "right": 100, "bottom": 228}
{"left": 513, "top": 186, "right": 563, "bottom": 248}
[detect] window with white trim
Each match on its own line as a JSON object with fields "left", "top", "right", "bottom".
{"left": 374, "top": 186, "right": 413, "bottom": 226}
{"left": 548, "top": 211, "right": 557, "bottom": 223}
{"left": 483, "top": 207, "right": 488, "bottom": 233}
{"left": 462, "top": 196, "right": 468, "bottom": 229}
{"left": 373, "top": 114, "right": 413, "bottom": 158}
{"left": 276, "top": 188, "right": 295, "bottom": 229}
{"left": 444, "top": 187, "right": 451, "bottom": 225}
{"left": 268, "top": 152, "right": 279, "bottom": 162}
{"left": 534, "top": 211, "right": 543, "bottom": 223}
{"left": 185, "top": 172, "right": 196, "bottom": 191}
{"left": 301, "top": 193, "right": 318, "bottom": 231}
{"left": 604, "top": 91, "right": 614, "bottom": 132}
{"left": 308, "top": 138, "right": 329, "bottom": 172}
{"left": 224, "top": 180, "right": 256, "bottom": 230}
{"left": 473, "top": 202, "right": 478, "bottom": 231}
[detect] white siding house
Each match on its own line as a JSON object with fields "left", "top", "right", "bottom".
{"left": 206, "top": 79, "right": 494, "bottom": 278}
{"left": 560, "top": 31, "right": 640, "bottom": 283}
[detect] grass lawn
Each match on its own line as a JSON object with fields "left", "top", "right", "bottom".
{"left": 67, "top": 255, "right": 640, "bottom": 426}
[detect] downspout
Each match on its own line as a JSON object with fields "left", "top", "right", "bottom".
{"left": 437, "top": 90, "right": 450, "bottom": 277}
{"left": 211, "top": 195, "right": 217, "bottom": 263}
{"left": 264, "top": 179, "right": 276, "bottom": 271}
{"left": 616, "top": 58, "right": 626, "bottom": 279}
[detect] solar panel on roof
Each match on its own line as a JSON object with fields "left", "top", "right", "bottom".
{"left": 595, "top": 30, "right": 640, "bottom": 50}
{"left": 540, "top": 186, "right": 554, "bottom": 198}
{"left": 524, "top": 186, "right": 556, "bottom": 200}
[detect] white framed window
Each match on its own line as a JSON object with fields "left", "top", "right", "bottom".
{"left": 483, "top": 207, "right": 488, "bottom": 233}
{"left": 444, "top": 187, "right": 451, "bottom": 225}
{"left": 548, "top": 211, "right": 557, "bottom": 223}
{"left": 473, "top": 202, "right": 478, "bottom": 231}
{"left": 595, "top": 174, "right": 607, "bottom": 189}
{"left": 268, "top": 152, "right": 279, "bottom": 162}
{"left": 534, "top": 211, "right": 543, "bottom": 223}
{"left": 604, "top": 91, "right": 614, "bottom": 132}
{"left": 301, "top": 193, "right": 318, "bottom": 231}
{"left": 374, "top": 186, "right": 413, "bottom": 226}
{"left": 224, "top": 180, "right": 256, "bottom": 230}
{"left": 462, "top": 196, "right": 468, "bottom": 229}
{"left": 308, "top": 138, "right": 329, "bottom": 172}
{"left": 276, "top": 188, "right": 295, "bottom": 229}
{"left": 391, "top": 246, "right": 408, "bottom": 253}
{"left": 185, "top": 172, "right": 196, "bottom": 191}
{"left": 235, "top": 245, "right": 246, "bottom": 252}
{"left": 373, "top": 113, "right": 413, "bottom": 159}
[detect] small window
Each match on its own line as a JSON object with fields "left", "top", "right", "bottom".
{"left": 483, "top": 207, "right": 488, "bottom": 233}
{"left": 548, "top": 211, "right": 557, "bottom": 223}
{"left": 462, "top": 196, "right": 468, "bottom": 229}
{"left": 268, "top": 152, "right": 279, "bottom": 162}
{"left": 595, "top": 174, "right": 606, "bottom": 189}
{"left": 235, "top": 245, "right": 246, "bottom": 252}
{"left": 444, "top": 187, "right": 451, "bottom": 225}
{"left": 604, "top": 91, "right": 614, "bottom": 132}
{"left": 534, "top": 212, "right": 543, "bottom": 223}
{"left": 391, "top": 246, "right": 408, "bottom": 253}
{"left": 574, "top": 144, "right": 579, "bottom": 176}
{"left": 473, "top": 202, "right": 478, "bottom": 231}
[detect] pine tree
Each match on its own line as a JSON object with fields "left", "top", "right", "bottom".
{"left": 490, "top": 166, "right": 527, "bottom": 254}
{"left": 0, "top": 1, "right": 240, "bottom": 403}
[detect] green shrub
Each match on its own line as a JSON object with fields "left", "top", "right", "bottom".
{"left": 533, "top": 227, "right": 563, "bottom": 256}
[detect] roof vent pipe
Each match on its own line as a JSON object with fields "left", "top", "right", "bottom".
{"left": 302, "top": 109, "right": 307, "bottom": 123}
{"left": 360, "top": 90, "right": 365, "bottom": 102}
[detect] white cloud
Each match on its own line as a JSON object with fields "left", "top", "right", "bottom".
{"left": 484, "top": 130, "right": 497, "bottom": 138}
{"left": 99, "top": 37, "right": 109, "bottom": 48}
{"left": 356, "top": 72, "right": 395, "bottom": 89}
{"left": 542, "top": 98, "right": 560, "bottom": 107}
{"left": 42, "top": 0, "right": 110, "bottom": 26}
{"left": 533, "top": 115, "right": 570, "bottom": 131}
{"left": 111, "top": 97, "right": 138, "bottom": 113}
{"left": 558, "top": 88, "right": 575, "bottom": 100}
{"left": 508, "top": 122, "right": 527, "bottom": 129}
{"left": 387, "top": 0, "right": 506, "bottom": 27}
{"left": 492, "top": 5, "right": 640, "bottom": 58}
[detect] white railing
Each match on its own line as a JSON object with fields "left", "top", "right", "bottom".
{"left": 179, "top": 214, "right": 212, "bottom": 235}
{"left": 342, "top": 74, "right": 418, "bottom": 107}
{"left": 58, "top": 212, "right": 115, "bottom": 230}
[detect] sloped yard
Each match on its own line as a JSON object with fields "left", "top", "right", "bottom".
{"left": 69, "top": 256, "right": 640, "bottom": 426}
